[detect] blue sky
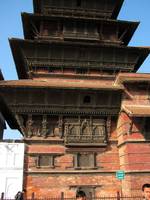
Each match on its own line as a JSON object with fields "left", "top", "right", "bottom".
{"left": 0, "top": 0, "right": 150, "bottom": 139}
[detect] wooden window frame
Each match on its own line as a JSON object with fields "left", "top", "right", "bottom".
{"left": 36, "top": 155, "right": 54, "bottom": 168}
{"left": 74, "top": 152, "right": 97, "bottom": 170}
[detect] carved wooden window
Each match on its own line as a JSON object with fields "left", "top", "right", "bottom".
{"left": 64, "top": 117, "right": 107, "bottom": 145}
{"left": 74, "top": 153, "right": 96, "bottom": 169}
{"left": 83, "top": 96, "right": 91, "bottom": 104}
{"left": 37, "top": 155, "right": 54, "bottom": 168}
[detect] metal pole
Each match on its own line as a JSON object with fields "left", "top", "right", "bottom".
{"left": 117, "top": 190, "right": 120, "bottom": 200}
{"left": 61, "top": 192, "right": 64, "bottom": 200}
{"left": 31, "top": 192, "right": 35, "bottom": 200}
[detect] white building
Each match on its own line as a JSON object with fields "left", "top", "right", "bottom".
{"left": 0, "top": 141, "right": 24, "bottom": 199}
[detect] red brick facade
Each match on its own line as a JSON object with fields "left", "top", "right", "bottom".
{"left": 0, "top": 0, "right": 150, "bottom": 198}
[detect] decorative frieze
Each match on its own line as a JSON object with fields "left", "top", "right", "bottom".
{"left": 64, "top": 117, "right": 107, "bottom": 145}
{"left": 15, "top": 114, "right": 110, "bottom": 146}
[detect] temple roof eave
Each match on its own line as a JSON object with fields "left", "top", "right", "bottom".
{"left": 0, "top": 95, "right": 21, "bottom": 130}
{"left": 0, "top": 79, "right": 123, "bottom": 91}
{"left": 21, "top": 12, "right": 139, "bottom": 45}
{"left": 122, "top": 105, "right": 150, "bottom": 117}
{"left": 0, "top": 69, "right": 4, "bottom": 80}
{"left": 115, "top": 73, "right": 150, "bottom": 86}
{"left": 111, "top": 0, "right": 124, "bottom": 19}
{"left": 9, "top": 39, "right": 29, "bottom": 79}
{"left": 22, "top": 12, "right": 139, "bottom": 24}
{"left": 10, "top": 37, "right": 150, "bottom": 51}
{"left": 33, "top": 0, "right": 41, "bottom": 13}
{"left": 9, "top": 38, "right": 150, "bottom": 79}
{"left": 0, "top": 72, "right": 17, "bottom": 130}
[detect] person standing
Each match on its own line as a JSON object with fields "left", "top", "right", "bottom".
{"left": 15, "top": 189, "right": 26, "bottom": 200}
{"left": 76, "top": 190, "right": 86, "bottom": 200}
{"left": 142, "top": 183, "right": 150, "bottom": 200}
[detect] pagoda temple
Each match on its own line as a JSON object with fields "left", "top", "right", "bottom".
{"left": 0, "top": 0, "right": 150, "bottom": 197}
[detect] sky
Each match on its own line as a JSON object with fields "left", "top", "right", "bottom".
{"left": 0, "top": 0, "right": 150, "bottom": 139}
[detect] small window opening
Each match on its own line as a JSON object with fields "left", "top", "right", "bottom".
{"left": 37, "top": 155, "right": 54, "bottom": 168}
{"left": 83, "top": 96, "right": 91, "bottom": 104}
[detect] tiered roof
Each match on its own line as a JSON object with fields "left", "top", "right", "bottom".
{"left": 10, "top": 38, "right": 150, "bottom": 79}
{"left": 22, "top": 12, "right": 139, "bottom": 45}
{"left": 9, "top": 0, "right": 150, "bottom": 80}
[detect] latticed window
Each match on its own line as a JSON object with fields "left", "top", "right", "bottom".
{"left": 64, "top": 117, "right": 107, "bottom": 145}
{"left": 74, "top": 152, "right": 97, "bottom": 169}
{"left": 37, "top": 155, "right": 54, "bottom": 168}
{"left": 83, "top": 96, "right": 91, "bottom": 104}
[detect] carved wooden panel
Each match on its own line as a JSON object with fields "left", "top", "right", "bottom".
{"left": 64, "top": 117, "right": 107, "bottom": 145}
{"left": 15, "top": 113, "right": 110, "bottom": 144}
{"left": 17, "top": 114, "right": 62, "bottom": 138}
{"left": 26, "top": 114, "right": 34, "bottom": 137}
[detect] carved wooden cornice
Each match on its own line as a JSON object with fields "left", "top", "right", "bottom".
{"left": 25, "top": 170, "right": 118, "bottom": 174}
{"left": 11, "top": 105, "right": 120, "bottom": 115}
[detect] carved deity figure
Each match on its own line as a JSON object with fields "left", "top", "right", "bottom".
{"left": 26, "top": 115, "right": 33, "bottom": 137}
{"left": 81, "top": 119, "right": 90, "bottom": 135}
{"left": 58, "top": 116, "right": 63, "bottom": 137}
{"left": 42, "top": 115, "right": 48, "bottom": 138}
